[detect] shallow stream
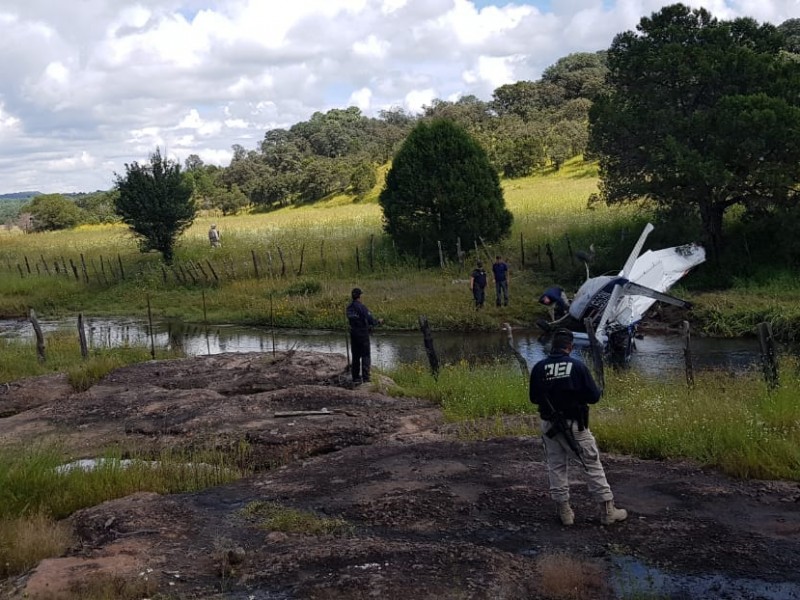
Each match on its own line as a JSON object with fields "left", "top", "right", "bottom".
{"left": 0, "top": 316, "right": 768, "bottom": 377}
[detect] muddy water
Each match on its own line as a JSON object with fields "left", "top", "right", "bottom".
{"left": 611, "top": 556, "right": 800, "bottom": 599}
{"left": 0, "top": 317, "right": 766, "bottom": 377}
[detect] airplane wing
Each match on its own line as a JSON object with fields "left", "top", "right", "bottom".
{"left": 611, "top": 243, "right": 706, "bottom": 327}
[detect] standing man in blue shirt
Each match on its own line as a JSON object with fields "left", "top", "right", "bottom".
{"left": 529, "top": 328, "right": 627, "bottom": 526}
{"left": 346, "top": 288, "right": 383, "bottom": 384}
{"left": 492, "top": 255, "right": 509, "bottom": 307}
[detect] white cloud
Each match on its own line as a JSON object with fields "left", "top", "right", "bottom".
{"left": 349, "top": 87, "right": 374, "bottom": 111}
{"left": 0, "top": 103, "right": 21, "bottom": 134}
{"left": 1, "top": 0, "right": 800, "bottom": 192}
{"left": 353, "top": 34, "right": 390, "bottom": 59}
{"left": 47, "top": 151, "right": 96, "bottom": 171}
{"left": 405, "top": 88, "right": 437, "bottom": 113}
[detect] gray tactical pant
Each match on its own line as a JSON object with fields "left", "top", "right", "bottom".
{"left": 540, "top": 419, "right": 614, "bottom": 504}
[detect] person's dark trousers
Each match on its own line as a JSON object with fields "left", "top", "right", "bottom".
{"left": 350, "top": 333, "right": 371, "bottom": 382}
{"left": 495, "top": 280, "right": 509, "bottom": 306}
{"left": 472, "top": 287, "right": 485, "bottom": 308}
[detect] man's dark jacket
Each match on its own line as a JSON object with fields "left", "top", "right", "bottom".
{"left": 346, "top": 300, "right": 378, "bottom": 337}
{"left": 529, "top": 350, "right": 601, "bottom": 428}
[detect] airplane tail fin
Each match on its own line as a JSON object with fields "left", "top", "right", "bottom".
{"left": 621, "top": 223, "right": 655, "bottom": 278}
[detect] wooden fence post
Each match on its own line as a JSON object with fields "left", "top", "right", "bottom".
{"left": 369, "top": 235, "right": 375, "bottom": 271}
{"left": 277, "top": 247, "right": 286, "bottom": 277}
{"left": 78, "top": 313, "right": 89, "bottom": 359}
{"left": 418, "top": 315, "right": 440, "bottom": 378}
{"left": 24, "top": 255, "right": 31, "bottom": 274}
{"left": 546, "top": 243, "right": 555, "bottom": 271}
{"left": 205, "top": 260, "right": 219, "bottom": 282}
{"left": 502, "top": 323, "right": 529, "bottom": 377}
{"left": 438, "top": 241, "right": 444, "bottom": 269}
{"left": 297, "top": 243, "right": 305, "bottom": 276}
{"left": 356, "top": 246, "right": 361, "bottom": 273}
{"left": 80, "top": 254, "right": 89, "bottom": 283}
{"left": 29, "top": 309, "right": 46, "bottom": 362}
{"left": 758, "top": 322, "right": 779, "bottom": 389}
{"left": 251, "top": 249, "right": 260, "bottom": 279}
{"left": 117, "top": 254, "right": 125, "bottom": 280}
{"left": 565, "top": 234, "right": 574, "bottom": 267}
{"left": 682, "top": 321, "right": 694, "bottom": 388}
{"left": 146, "top": 295, "right": 156, "bottom": 359}
{"left": 519, "top": 233, "right": 525, "bottom": 267}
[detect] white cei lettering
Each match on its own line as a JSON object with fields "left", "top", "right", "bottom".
{"left": 544, "top": 361, "right": 573, "bottom": 380}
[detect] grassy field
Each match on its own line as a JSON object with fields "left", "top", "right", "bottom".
{"left": 389, "top": 358, "right": 800, "bottom": 482}
{"left": 2, "top": 158, "right": 800, "bottom": 334}
{"left": 0, "top": 160, "right": 646, "bottom": 331}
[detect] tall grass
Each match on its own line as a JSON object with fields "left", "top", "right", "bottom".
{"left": 0, "top": 330, "right": 180, "bottom": 385}
{"left": 0, "top": 445, "right": 249, "bottom": 520}
{"left": 0, "top": 443, "right": 252, "bottom": 578}
{"left": 388, "top": 360, "right": 800, "bottom": 481}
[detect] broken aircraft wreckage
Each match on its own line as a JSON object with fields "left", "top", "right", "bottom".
{"left": 537, "top": 223, "right": 707, "bottom": 363}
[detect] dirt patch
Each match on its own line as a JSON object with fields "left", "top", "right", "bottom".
{"left": 2, "top": 351, "right": 799, "bottom": 599}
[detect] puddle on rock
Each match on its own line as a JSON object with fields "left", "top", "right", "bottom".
{"left": 611, "top": 555, "right": 800, "bottom": 600}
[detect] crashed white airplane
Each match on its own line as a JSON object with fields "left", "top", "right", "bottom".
{"left": 538, "top": 223, "right": 706, "bottom": 362}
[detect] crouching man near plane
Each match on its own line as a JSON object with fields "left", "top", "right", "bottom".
{"left": 530, "top": 328, "right": 627, "bottom": 526}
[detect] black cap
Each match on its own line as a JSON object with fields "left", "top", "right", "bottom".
{"left": 351, "top": 287, "right": 362, "bottom": 300}
{"left": 476, "top": 260, "right": 483, "bottom": 268}
{"left": 551, "top": 328, "right": 574, "bottom": 350}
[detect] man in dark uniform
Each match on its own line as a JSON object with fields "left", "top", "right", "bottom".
{"left": 539, "top": 286, "right": 570, "bottom": 320}
{"left": 346, "top": 288, "right": 383, "bottom": 384}
{"left": 529, "top": 328, "right": 627, "bottom": 526}
{"left": 469, "top": 260, "right": 487, "bottom": 309}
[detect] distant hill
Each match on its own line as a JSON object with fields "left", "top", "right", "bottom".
{"left": 0, "top": 191, "right": 41, "bottom": 201}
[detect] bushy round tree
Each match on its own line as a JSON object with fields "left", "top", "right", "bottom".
{"left": 380, "top": 119, "right": 512, "bottom": 261}
{"left": 115, "top": 148, "right": 196, "bottom": 264}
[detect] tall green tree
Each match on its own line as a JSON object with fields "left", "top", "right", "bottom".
{"left": 114, "top": 148, "right": 196, "bottom": 263}
{"left": 380, "top": 119, "right": 512, "bottom": 261}
{"left": 25, "top": 194, "right": 83, "bottom": 231}
{"left": 590, "top": 4, "right": 800, "bottom": 258}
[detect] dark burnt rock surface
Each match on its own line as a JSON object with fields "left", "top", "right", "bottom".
{"left": 0, "top": 352, "right": 440, "bottom": 466}
{"left": 2, "top": 351, "right": 799, "bottom": 599}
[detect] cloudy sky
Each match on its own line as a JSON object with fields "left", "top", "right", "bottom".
{"left": 1, "top": 0, "right": 799, "bottom": 194}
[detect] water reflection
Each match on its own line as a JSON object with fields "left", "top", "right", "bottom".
{"left": 0, "top": 317, "right": 766, "bottom": 377}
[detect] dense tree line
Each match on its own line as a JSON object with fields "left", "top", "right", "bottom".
{"left": 185, "top": 51, "right": 611, "bottom": 214}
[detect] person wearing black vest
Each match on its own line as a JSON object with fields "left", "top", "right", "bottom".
{"left": 529, "top": 328, "right": 627, "bottom": 526}
{"left": 345, "top": 288, "right": 383, "bottom": 384}
{"left": 469, "top": 261, "right": 487, "bottom": 309}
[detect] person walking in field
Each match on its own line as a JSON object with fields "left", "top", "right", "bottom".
{"left": 346, "top": 288, "right": 383, "bottom": 384}
{"left": 469, "top": 260, "right": 488, "bottom": 309}
{"left": 208, "top": 224, "right": 221, "bottom": 248}
{"left": 529, "top": 328, "right": 627, "bottom": 527}
{"left": 492, "top": 255, "right": 509, "bottom": 306}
